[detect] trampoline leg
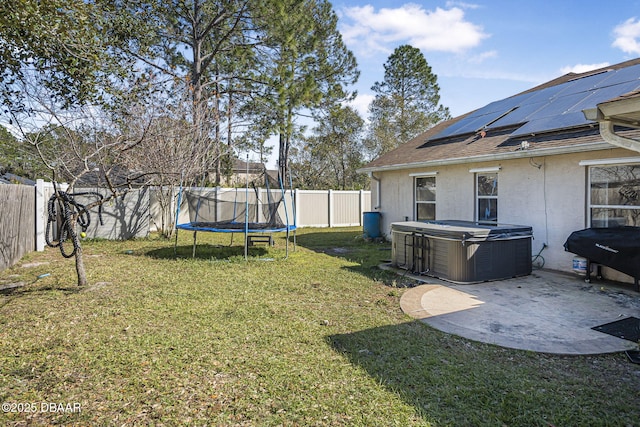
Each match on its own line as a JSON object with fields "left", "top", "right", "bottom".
{"left": 244, "top": 231, "right": 248, "bottom": 261}
{"left": 192, "top": 231, "right": 197, "bottom": 258}
{"left": 285, "top": 229, "right": 290, "bottom": 258}
{"left": 173, "top": 228, "right": 179, "bottom": 257}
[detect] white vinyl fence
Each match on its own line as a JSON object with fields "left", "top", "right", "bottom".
{"left": 170, "top": 188, "right": 370, "bottom": 230}
{"left": 1, "top": 181, "right": 371, "bottom": 271}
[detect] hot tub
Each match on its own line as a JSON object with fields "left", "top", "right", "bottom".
{"left": 391, "top": 220, "right": 533, "bottom": 283}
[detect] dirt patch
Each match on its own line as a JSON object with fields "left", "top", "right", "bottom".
{"left": 83, "top": 282, "right": 111, "bottom": 292}
{"left": 20, "top": 262, "right": 50, "bottom": 269}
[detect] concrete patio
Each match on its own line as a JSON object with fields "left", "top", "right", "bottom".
{"left": 398, "top": 268, "right": 640, "bottom": 355}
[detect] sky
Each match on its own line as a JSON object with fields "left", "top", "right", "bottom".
{"left": 335, "top": 0, "right": 640, "bottom": 119}
{"left": 264, "top": 0, "right": 640, "bottom": 167}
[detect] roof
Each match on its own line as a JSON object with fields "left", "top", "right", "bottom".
{"left": 595, "top": 89, "right": 640, "bottom": 127}
{"left": 233, "top": 159, "right": 267, "bottom": 174}
{"left": 0, "top": 172, "right": 35, "bottom": 185}
{"left": 360, "top": 58, "right": 640, "bottom": 173}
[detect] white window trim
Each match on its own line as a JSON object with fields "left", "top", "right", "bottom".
{"left": 586, "top": 162, "right": 640, "bottom": 227}
{"left": 469, "top": 166, "right": 501, "bottom": 173}
{"left": 579, "top": 157, "right": 640, "bottom": 166}
{"left": 414, "top": 175, "right": 436, "bottom": 221}
{"left": 475, "top": 171, "right": 499, "bottom": 224}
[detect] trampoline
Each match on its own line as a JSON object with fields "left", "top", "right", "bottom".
{"left": 174, "top": 167, "right": 296, "bottom": 259}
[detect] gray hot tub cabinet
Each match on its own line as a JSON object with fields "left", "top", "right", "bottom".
{"left": 391, "top": 220, "right": 533, "bottom": 283}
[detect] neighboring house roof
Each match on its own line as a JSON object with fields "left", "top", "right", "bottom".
{"left": 360, "top": 58, "right": 640, "bottom": 173}
{"left": 223, "top": 159, "right": 280, "bottom": 187}
{"left": 233, "top": 159, "right": 267, "bottom": 175}
{"left": 73, "top": 165, "right": 149, "bottom": 188}
{"left": 0, "top": 172, "right": 35, "bottom": 185}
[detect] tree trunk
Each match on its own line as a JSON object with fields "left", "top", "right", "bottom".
{"left": 70, "top": 219, "right": 88, "bottom": 286}
{"left": 75, "top": 243, "right": 88, "bottom": 286}
{"left": 278, "top": 133, "right": 287, "bottom": 181}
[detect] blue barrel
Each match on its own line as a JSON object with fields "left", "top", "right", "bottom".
{"left": 363, "top": 211, "right": 382, "bottom": 239}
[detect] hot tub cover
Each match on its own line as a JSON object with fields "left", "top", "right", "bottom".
{"left": 564, "top": 227, "right": 640, "bottom": 279}
{"left": 391, "top": 220, "right": 532, "bottom": 242}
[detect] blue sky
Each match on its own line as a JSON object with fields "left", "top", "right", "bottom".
{"left": 334, "top": 0, "right": 640, "bottom": 118}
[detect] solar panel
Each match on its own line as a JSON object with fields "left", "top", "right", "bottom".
{"left": 594, "top": 63, "right": 640, "bottom": 88}
{"left": 479, "top": 91, "right": 535, "bottom": 114}
{"left": 429, "top": 110, "right": 503, "bottom": 139}
{"left": 429, "top": 92, "right": 533, "bottom": 140}
{"left": 486, "top": 92, "right": 592, "bottom": 131}
{"left": 558, "top": 70, "right": 612, "bottom": 94}
{"left": 485, "top": 102, "right": 547, "bottom": 129}
{"left": 511, "top": 111, "right": 590, "bottom": 137}
{"left": 532, "top": 91, "right": 592, "bottom": 118}
{"left": 567, "top": 80, "right": 640, "bottom": 113}
{"left": 428, "top": 63, "right": 640, "bottom": 142}
{"left": 520, "top": 83, "right": 569, "bottom": 104}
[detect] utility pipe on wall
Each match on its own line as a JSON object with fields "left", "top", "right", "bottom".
{"left": 369, "top": 172, "right": 381, "bottom": 210}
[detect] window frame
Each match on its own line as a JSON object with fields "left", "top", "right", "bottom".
{"left": 412, "top": 173, "right": 437, "bottom": 221}
{"left": 475, "top": 171, "right": 499, "bottom": 224}
{"left": 585, "top": 161, "right": 640, "bottom": 228}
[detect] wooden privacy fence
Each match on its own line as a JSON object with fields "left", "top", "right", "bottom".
{"left": 1, "top": 181, "right": 371, "bottom": 271}
{"left": 0, "top": 185, "right": 35, "bottom": 271}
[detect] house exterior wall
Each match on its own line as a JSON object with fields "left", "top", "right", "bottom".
{"left": 371, "top": 146, "right": 638, "bottom": 283}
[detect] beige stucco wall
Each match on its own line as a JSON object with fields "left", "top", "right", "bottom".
{"left": 370, "top": 146, "right": 638, "bottom": 284}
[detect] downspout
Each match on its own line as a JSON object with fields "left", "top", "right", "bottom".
{"left": 599, "top": 121, "right": 640, "bottom": 154}
{"left": 584, "top": 107, "right": 640, "bottom": 154}
{"left": 369, "top": 172, "right": 381, "bottom": 210}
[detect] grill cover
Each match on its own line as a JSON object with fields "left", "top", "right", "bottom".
{"left": 564, "top": 227, "right": 640, "bottom": 279}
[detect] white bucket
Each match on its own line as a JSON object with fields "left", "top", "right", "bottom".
{"left": 572, "top": 257, "right": 588, "bottom": 275}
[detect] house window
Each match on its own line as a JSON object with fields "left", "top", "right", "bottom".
{"left": 477, "top": 172, "right": 498, "bottom": 224}
{"left": 415, "top": 176, "right": 436, "bottom": 220}
{"left": 588, "top": 164, "right": 640, "bottom": 227}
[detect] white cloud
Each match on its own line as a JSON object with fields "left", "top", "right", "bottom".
{"left": 559, "top": 62, "right": 610, "bottom": 74}
{"left": 612, "top": 17, "right": 640, "bottom": 55}
{"left": 346, "top": 93, "right": 374, "bottom": 119}
{"left": 445, "top": 1, "right": 481, "bottom": 10}
{"left": 467, "top": 50, "right": 497, "bottom": 64}
{"left": 340, "top": 4, "right": 488, "bottom": 57}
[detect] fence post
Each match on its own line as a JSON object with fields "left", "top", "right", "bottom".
{"left": 294, "top": 189, "right": 300, "bottom": 228}
{"left": 359, "top": 190, "right": 365, "bottom": 226}
{"left": 328, "top": 189, "right": 334, "bottom": 228}
{"left": 215, "top": 186, "right": 220, "bottom": 223}
{"left": 35, "top": 179, "right": 46, "bottom": 251}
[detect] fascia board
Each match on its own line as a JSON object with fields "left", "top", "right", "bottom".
{"left": 357, "top": 142, "right": 612, "bottom": 174}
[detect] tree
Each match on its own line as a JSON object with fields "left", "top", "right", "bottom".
{"left": 114, "top": 0, "right": 256, "bottom": 186}
{"left": 0, "top": 0, "right": 136, "bottom": 112}
{"left": 0, "top": 125, "right": 48, "bottom": 179}
{"left": 366, "top": 45, "right": 450, "bottom": 157}
{"left": 291, "top": 105, "right": 367, "bottom": 190}
{"left": 251, "top": 0, "right": 359, "bottom": 182}
{"left": 0, "top": 1, "right": 156, "bottom": 286}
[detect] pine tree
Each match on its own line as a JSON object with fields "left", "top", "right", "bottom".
{"left": 366, "top": 45, "right": 450, "bottom": 157}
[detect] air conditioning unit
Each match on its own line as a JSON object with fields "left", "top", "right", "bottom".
{"left": 391, "top": 220, "right": 533, "bottom": 284}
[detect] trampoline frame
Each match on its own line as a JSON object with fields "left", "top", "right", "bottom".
{"left": 173, "top": 163, "right": 297, "bottom": 259}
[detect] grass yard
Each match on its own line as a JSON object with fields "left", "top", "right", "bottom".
{"left": 1, "top": 227, "right": 639, "bottom": 426}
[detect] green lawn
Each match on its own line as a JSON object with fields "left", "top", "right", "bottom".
{"left": 1, "top": 227, "right": 638, "bottom": 426}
